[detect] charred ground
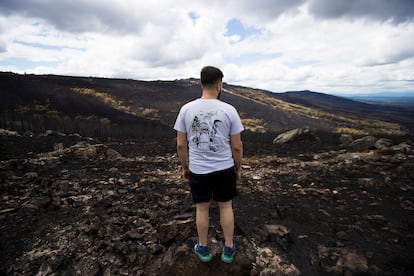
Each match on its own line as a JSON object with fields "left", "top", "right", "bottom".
{"left": 0, "top": 131, "right": 413, "bottom": 275}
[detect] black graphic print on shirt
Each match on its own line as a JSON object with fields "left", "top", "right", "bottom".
{"left": 190, "top": 111, "right": 222, "bottom": 152}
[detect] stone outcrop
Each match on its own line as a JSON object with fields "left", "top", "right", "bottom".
{"left": 38, "top": 141, "right": 122, "bottom": 161}
{"left": 350, "top": 135, "right": 377, "bottom": 151}
{"left": 0, "top": 128, "right": 20, "bottom": 136}
{"left": 340, "top": 134, "right": 413, "bottom": 154}
{"left": 339, "top": 134, "right": 353, "bottom": 146}
{"left": 317, "top": 246, "right": 368, "bottom": 274}
{"left": 273, "top": 128, "right": 319, "bottom": 144}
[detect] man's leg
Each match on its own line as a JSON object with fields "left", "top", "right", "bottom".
{"left": 196, "top": 201, "right": 211, "bottom": 246}
{"left": 218, "top": 200, "right": 234, "bottom": 247}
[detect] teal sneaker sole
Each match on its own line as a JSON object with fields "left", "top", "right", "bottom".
{"left": 221, "top": 252, "right": 234, "bottom": 263}
{"left": 194, "top": 244, "right": 212, "bottom": 262}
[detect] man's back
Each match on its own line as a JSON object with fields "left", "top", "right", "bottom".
{"left": 174, "top": 98, "right": 243, "bottom": 174}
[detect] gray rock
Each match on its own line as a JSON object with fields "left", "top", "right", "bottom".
{"left": 158, "top": 218, "right": 193, "bottom": 245}
{"left": 318, "top": 246, "right": 368, "bottom": 274}
{"left": 69, "top": 142, "right": 122, "bottom": 160}
{"left": 24, "top": 172, "right": 38, "bottom": 179}
{"left": 0, "top": 128, "right": 20, "bottom": 136}
{"left": 375, "top": 138, "right": 393, "bottom": 149}
{"left": 339, "top": 134, "right": 353, "bottom": 146}
{"left": 350, "top": 136, "right": 377, "bottom": 151}
{"left": 392, "top": 142, "right": 413, "bottom": 154}
{"left": 265, "top": 224, "right": 291, "bottom": 249}
{"left": 40, "top": 130, "right": 66, "bottom": 137}
{"left": 273, "top": 128, "right": 319, "bottom": 144}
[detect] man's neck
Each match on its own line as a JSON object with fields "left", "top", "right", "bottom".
{"left": 201, "top": 89, "right": 218, "bottom": 99}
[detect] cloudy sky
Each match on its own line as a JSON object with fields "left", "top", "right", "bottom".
{"left": 1, "top": 0, "right": 414, "bottom": 95}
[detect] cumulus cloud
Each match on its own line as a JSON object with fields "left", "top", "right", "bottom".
{"left": 308, "top": 0, "right": 414, "bottom": 24}
{"left": 0, "top": 0, "right": 146, "bottom": 33}
{"left": 221, "top": 0, "right": 305, "bottom": 25}
{"left": 0, "top": 0, "right": 306, "bottom": 34}
{"left": 0, "top": 0, "right": 413, "bottom": 94}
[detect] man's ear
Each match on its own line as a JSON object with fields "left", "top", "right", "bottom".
{"left": 216, "top": 80, "right": 222, "bottom": 92}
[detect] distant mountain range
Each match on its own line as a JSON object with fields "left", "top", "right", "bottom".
{"left": 342, "top": 93, "right": 414, "bottom": 107}
{"left": 1, "top": 72, "right": 413, "bottom": 140}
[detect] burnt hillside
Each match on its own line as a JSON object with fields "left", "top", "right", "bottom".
{"left": 1, "top": 72, "right": 412, "bottom": 140}
{"left": 272, "top": 90, "right": 414, "bottom": 132}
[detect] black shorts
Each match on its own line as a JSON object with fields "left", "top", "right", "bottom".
{"left": 189, "top": 167, "right": 238, "bottom": 204}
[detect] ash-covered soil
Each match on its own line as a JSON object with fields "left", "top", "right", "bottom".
{"left": 0, "top": 133, "right": 413, "bottom": 275}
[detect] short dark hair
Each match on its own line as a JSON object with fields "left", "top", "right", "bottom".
{"left": 200, "top": 66, "right": 223, "bottom": 87}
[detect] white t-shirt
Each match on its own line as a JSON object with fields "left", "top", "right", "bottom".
{"left": 174, "top": 99, "right": 244, "bottom": 174}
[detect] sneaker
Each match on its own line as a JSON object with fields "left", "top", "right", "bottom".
{"left": 221, "top": 243, "right": 235, "bottom": 263}
{"left": 194, "top": 243, "right": 212, "bottom": 262}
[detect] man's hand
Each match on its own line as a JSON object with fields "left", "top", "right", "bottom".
{"left": 230, "top": 133, "right": 243, "bottom": 185}
{"left": 176, "top": 131, "right": 190, "bottom": 181}
{"left": 235, "top": 169, "right": 241, "bottom": 184}
{"left": 182, "top": 167, "right": 190, "bottom": 181}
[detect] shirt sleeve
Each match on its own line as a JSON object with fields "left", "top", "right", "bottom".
{"left": 230, "top": 108, "right": 244, "bottom": 135}
{"left": 173, "top": 107, "right": 187, "bottom": 133}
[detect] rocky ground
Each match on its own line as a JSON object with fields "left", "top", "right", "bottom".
{"left": 0, "top": 130, "right": 413, "bottom": 275}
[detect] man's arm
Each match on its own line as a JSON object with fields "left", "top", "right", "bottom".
{"left": 176, "top": 131, "right": 190, "bottom": 180}
{"left": 230, "top": 133, "right": 243, "bottom": 183}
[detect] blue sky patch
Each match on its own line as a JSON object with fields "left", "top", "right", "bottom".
{"left": 14, "top": 40, "right": 66, "bottom": 51}
{"left": 14, "top": 40, "right": 85, "bottom": 52}
{"left": 188, "top": 11, "right": 199, "bottom": 24}
{"left": 225, "top": 18, "right": 262, "bottom": 40}
{"left": 0, "top": 57, "right": 58, "bottom": 70}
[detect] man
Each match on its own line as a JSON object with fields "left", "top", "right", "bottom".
{"left": 173, "top": 66, "right": 244, "bottom": 263}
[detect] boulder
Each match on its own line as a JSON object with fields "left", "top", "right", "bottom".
{"left": 273, "top": 128, "right": 319, "bottom": 144}
{"left": 158, "top": 218, "right": 193, "bottom": 245}
{"left": 375, "top": 138, "right": 393, "bottom": 149}
{"left": 392, "top": 142, "right": 413, "bottom": 154}
{"left": 40, "top": 130, "right": 66, "bottom": 137}
{"left": 350, "top": 136, "right": 377, "bottom": 151}
{"left": 69, "top": 142, "right": 122, "bottom": 160}
{"left": 0, "top": 128, "right": 20, "bottom": 136}
{"left": 265, "top": 224, "right": 291, "bottom": 249}
{"left": 339, "top": 134, "right": 353, "bottom": 146}
{"left": 37, "top": 142, "right": 122, "bottom": 160}
{"left": 318, "top": 246, "right": 368, "bottom": 274}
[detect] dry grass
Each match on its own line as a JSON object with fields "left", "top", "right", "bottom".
{"left": 243, "top": 155, "right": 262, "bottom": 165}
{"left": 241, "top": 118, "right": 267, "bottom": 133}
{"left": 71, "top": 88, "right": 132, "bottom": 114}
{"left": 140, "top": 107, "right": 160, "bottom": 120}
